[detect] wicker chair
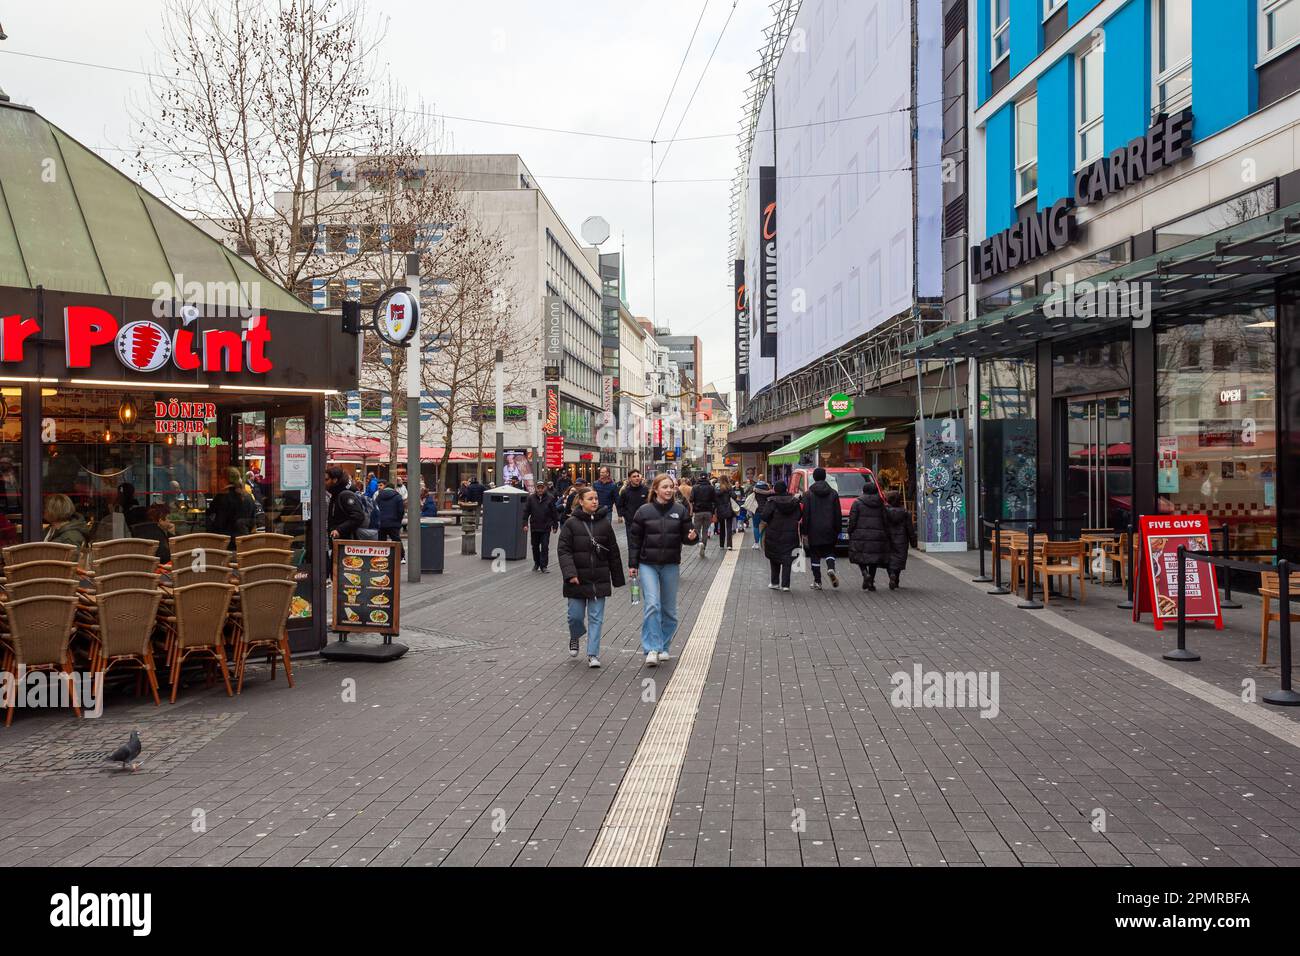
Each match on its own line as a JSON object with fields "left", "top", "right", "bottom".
{"left": 168, "top": 582, "right": 235, "bottom": 702}
{"left": 3, "top": 594, "right": 81, "bottom": 726}
{"left": 233, "top": 578, "right": 296, "bottom": 693}
{"left": 3, "top": 560, "right": 79, "bottom": 584}
{"left": 169, "top": 548, "right": 233, "bottom": 573}
{"left": 91, "top": 555, "right": 160, "bottom": 578}
{"left": 3, "top": 542, "right": 78, "bottom": 566}
{"left": 238, "top": 564, "right": 298, "bottom": 585}
{"left": 168, "top": 533, "right": 231, "bottom": 555}
{"left": 88, "top": 588, "right": 163, "bottom": 707}
{"left": 235, "top": 548, "right": 293, "bottom": 570}
{"left": 90, "top": 539, "right": 159, "bottom": 567}
{"left": 6, "top": 577, "right": 80, "bottom": 600}
{"left": 172, "top": 566, "right": 236, "bottom": 587}
{"left": 95, "top": 571, "right": 162, "bottom": 595}
{"left": 236, "top": 533, "right": 294, "bottom": 554}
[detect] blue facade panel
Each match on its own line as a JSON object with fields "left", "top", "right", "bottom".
{"left": 1069, "top": 0, "right": 1105, "bottom": 24}
{"left": 979, "top": 0, "right": 992, "bottom": 102}
{"left": 1190, "top": 0, "right": 1256, "bottom": 138}
{"left": 1103, "top": 0, "right": 1150, "bottom": 153}
{"left": 1010, "top": 0, "right": 1042, "bottom": 75}
{"left": 1037, "top": 55, "right": 1075, "bottom": 210}
{"left": 986, "top": 103, "right": 1016, "bottom": 235}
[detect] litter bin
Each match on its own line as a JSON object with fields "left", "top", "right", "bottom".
{"left": 480, "top": 485, "right": 528, "bottom": 561}
{"left": 420, "top": 518, "right": 448, "bottom": 573}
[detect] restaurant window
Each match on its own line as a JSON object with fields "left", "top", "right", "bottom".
{"left": 1153, "top": 0, "right": 1193, "bottom": 116}
{"left": 1157, "top": 311, "right": 1277, "bottom": 554}
{"left": 0, "top": 389, "right": 20, "bottom": 554}
{"left": 1015, "top": 95, "right": 1038, "bottom": 205}
{"left": 980, "top": 357, "right": 1037, "bottom": 523}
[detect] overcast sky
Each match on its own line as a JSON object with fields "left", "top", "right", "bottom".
{"left": 1, "top": 0, "right": 768, "bottom": 407}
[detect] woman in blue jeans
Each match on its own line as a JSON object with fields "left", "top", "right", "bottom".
{"left": 557, "top": 487, "right": 625, "bottom": 668}
{"left": 627, "top": 474, "right": 697, "bottom": 667}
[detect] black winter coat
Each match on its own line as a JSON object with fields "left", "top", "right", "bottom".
{"left": 760, "top": 495, "right": 802, "bottom": 559}
{"left": 557, "top": 507, "right": 626, "bottom": 599}
{"left": 375, "top": 487, "right": 405, "bottom": 529}
{"left": 523, "top": 491, "right": 558, "bottom": 531}
{"left": 799, "top": 480, "right": 841, "bottom": 549}
{"left": 691, "top": 482, "right": 716, "bottom": 513}
{"left": 327, "top": 484, "right": 367, "bottom": 538}
{"left": 714, "top": 489, "right": 738, "bottom": 519}
{"left": 617, "top": 481, "right": 649, "bottom": 519}
{"left": 847, "top": 491, "right": 889, "bottom": 566}
{"left": 884, "top": 505, "right": 917, "bottom": 571}
{"left": 627, "top": 498, "right": 693, "bottom": 568}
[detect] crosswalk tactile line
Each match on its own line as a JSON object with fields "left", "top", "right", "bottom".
{"left": 586, "top": 549, "right": 738, "bottom": 867}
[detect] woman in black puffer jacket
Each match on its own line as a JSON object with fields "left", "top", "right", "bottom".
{"left": 760, "top": 480, "right": 802, "bottom": 591}
{"left": 628, "top": 474, "right": 698, "bottom": 668}
{"left": 558, "top": 487, "right": 625, "bottom": 667}
{"left": 883, "top": 489, "right": 918, "bottom": 589}
{"left": 847, "top": 486, "right": 889, "bottom": 590}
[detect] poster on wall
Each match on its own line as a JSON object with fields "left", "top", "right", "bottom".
{"left": 734, "top": 259, "right": 749, "bottom": 393}
{"left": 1133, "top": 515, "right": 1222, "bottom": 631}
{"left": 917, "top": 418, "right": 966, "bottom": 551}
{"left": 502, "top": 449, "right": 535, "bottom": 491}
{"left": 280, "top": 444, "right": 312, "bottom": 491}
{"left": 758, "top": 165, "right": 777, "bottom": 358}
{"left": 1157, "top": 436, "right": 1179, "bottom": 494}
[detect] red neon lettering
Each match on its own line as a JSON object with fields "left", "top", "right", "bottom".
{"left": 173, "top": 328, "right": 201, "bottom": 371}
{"left": 201, "top": 329, "right": 243, "bottom": 373}
{"left": 244, "top": 315, "right": 272, "bottom": 373}
{"left": 64, "top": 306, "right": 118, "bottom": 368}
{"left": 0, "top": 314, "right": 39, "bottom": 363}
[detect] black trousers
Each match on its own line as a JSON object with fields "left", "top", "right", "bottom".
{"left": 531, "top": 529, "right": 551, "bottom": 568}
{"left": 379, "top": 526, "right": 402, "bottom": 560}
{"left": 860, "top": 563, "right": 879, "bottom": 584}
{"left": 810, "top": 552, "right": 837, "bottom": 583}
{"left": 769, "top": 555, "right": 793, "bottom": 588}
{"left": 717, "top": 516, "right": 735, "bottom": 549}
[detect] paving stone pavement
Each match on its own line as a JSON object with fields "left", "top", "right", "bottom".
{"left": 667, "top": 544, "right": 1300, "bottom": 867}
{"left": 1, "top": 529, "right": 1299, "bottom": 867}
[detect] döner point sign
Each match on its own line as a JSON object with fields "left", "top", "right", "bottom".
{"left": 971, "top": 110, "right": 1194, "bottom": 283}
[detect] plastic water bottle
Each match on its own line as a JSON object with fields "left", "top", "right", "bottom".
{"left": 630, "top": 581, "right": 641, "bottom": 606}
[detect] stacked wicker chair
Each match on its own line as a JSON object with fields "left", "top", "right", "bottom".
{"left": 230, "top": 533, "right": 297, "bottom": 692}
{"left": 0, "top": 544, "right": 82, "bottom": 724}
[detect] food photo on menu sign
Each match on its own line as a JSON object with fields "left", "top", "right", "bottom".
{"left": 336, "top": 542, "right": 398, "bottom": 631}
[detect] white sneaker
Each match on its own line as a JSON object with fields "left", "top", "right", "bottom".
{"left": 768, "top": 583, "right": 780, "bottom": 590}
{"left": 781, "top": 586, "right": 791, "bottom": 592}
{"left": 657, "top": 651, "right": 670, "bottom": 662}
{"left": 588, "top": 657, "right": 601, "bottom": 668}
{"left": 751, "top": 543, "right": 759, "bottom": 550}
{"left": 645, "top": 651, "right": 658, "bottom": 667}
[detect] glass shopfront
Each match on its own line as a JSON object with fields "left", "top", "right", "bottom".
{"left": 1156, "top": 309, "right": 1277, "bottom": 552}
{"left": 979, "top": 357, "right": 1037, "bottom": 522}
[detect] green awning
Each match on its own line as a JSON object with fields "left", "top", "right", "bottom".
{"left": 768, "top": 419, "right": 857, "bottom": 465}
{"left": 846, "top": 427, "right": 886, "bottom": 444}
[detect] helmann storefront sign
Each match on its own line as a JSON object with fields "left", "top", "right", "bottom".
{"left": 971, "top": 110, "right": 1194, "bottom": 283}
{"left": 734, "top": 258, "right": 749, "bottom": 392}
{"left": 543, "top": 295, "right": 564, "bottom": 364}
{"left": 758, "top": 165, "right": 778, "bottom": 358}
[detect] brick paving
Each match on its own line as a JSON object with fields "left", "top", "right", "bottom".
{"left": 0, "top": 529, "right": 1299, "bottom": 866}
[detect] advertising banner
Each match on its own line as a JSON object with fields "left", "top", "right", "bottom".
{"left": 544, "top": 435, "right": 564, "bottom": 468}
{"left": 758, "top": 165, "right": 777, "bottom": 358}
{"left": 734, "top": 259, "right": 749, "bottom": 392}
{"left": 332, "top": 540, "right": 400, "bottom": 635}
{"left": 1134, "top": 515, "right": 1222, "bottom": 631}
{"left": 542, "top": 383, "right": 560, "bottom": 436}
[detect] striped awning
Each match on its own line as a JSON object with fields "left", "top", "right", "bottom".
{"left": 767, "top": 419, "right": 858, "bottom": 465}
{"left": 846, "top": 427, "right": 887, "bottom": 444}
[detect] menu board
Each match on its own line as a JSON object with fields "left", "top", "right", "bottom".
{"left": 1134, "top": 515, "right": 1222, "bottom": 632}
{"left": 332, "top": 540, "right": 400, "bottom": 635}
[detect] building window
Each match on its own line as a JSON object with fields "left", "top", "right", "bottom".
{"left": 991, "top": 0, "right": 1011, "bottom": 64}
{"left": 1154, "top": 0, "right": 1192, "bottom": 116}
{"left": 1043, "top": 0, "right": 1066, "bottom": 18}
{"left": 1261, "top": 0, "right": 1300, "bottom": 61}
{"left": 1015, "top": 95, "right": 1038, "bottom": 204}
{"left": 1075, "top": 40, "right": 1104, "bottom": 168}
{"left": 865, "top": 10, "right": 879, "bottom": 77}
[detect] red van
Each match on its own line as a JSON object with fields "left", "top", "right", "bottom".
{"left": 788, "top": 467, "right": 882, "bottom": 548}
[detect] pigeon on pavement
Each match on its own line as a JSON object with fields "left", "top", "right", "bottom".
{"left": 106, "top": 730, "right": 141, "bottom": 772}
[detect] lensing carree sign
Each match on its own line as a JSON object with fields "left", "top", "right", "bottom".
{"left": 372, "top": 288, "right": 419, "bottom": 347}
{"left": 970, "top": 109, "right": 1194, "bottom": 283}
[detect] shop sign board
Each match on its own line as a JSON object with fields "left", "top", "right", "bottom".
{"left": 372, "top": 289, "right": 419, "bottom": 347}
{"left": 542, "top": 384, "right": 560, "bottom": 436}
{"left": 1134, "top": 515, "right": 1222, "bottom": 631}
{"left": 154, "top": 399, "right": 216, "bottom": 434}
{"left": 544, "top": 435, "right": 564, "bottom": 468}
{"left": 824, "top": 393, "right": 853, "bottom": 420}
{"left": 332, "top": 540, "right": 400, "bottom": 635}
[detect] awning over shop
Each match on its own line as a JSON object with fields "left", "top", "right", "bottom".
{"left": 906, "top": 197, "right": 1300, "bottom": 361}
{"left": 768, "top": 419, "right": 858, "bottom": 465}
{"left": 846, "top": 427, "right": 887, "bottom": 444}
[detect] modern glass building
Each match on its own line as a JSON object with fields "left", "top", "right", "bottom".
{"left": 913, "top": 0, "right": 1300, "bottom": 561}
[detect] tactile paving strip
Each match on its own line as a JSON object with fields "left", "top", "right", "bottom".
{"left": 586, "top": 549, "right": 738, "bottom": 867}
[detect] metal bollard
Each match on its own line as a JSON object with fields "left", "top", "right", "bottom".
{"left": 988, "top": 519, "right": 1010, "bottom": 595}
{"left": 1163, "top": 545, "right": 1200, "bottom": 662}
{"left": 973, "top": 516, "right": 992, "bottom": 583}
{"left": 1218, "top": 522, "right": 1242, "bottom": 609}
{"left": 1264, "top": 559, "right": 1300, "bottom": 706}
{"left": 1117, "top": 522, "right": 1135, "bottom": 610}
{"left": 1018, "top": 523, "right": 1043, "bottom": 609}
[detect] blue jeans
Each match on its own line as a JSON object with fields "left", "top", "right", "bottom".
{"left": 753, "top": 521, "right": 763, "bottom": 545}
{"left": 567, "top": 597, "right": 606, "bottom": 657}
{"left": 637, "top": 563, "right": 680, "bottom": 655}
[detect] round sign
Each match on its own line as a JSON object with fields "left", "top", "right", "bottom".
{"left": 373, "top": 289, "right": 419, "bottom": 346}
{"left": 580, "top": 215, "right": 611, "bottom": 246}
{"left": 116, "top": 320, "right": 173, "bottom": 372}
{"left": 825, "top": 393, "right": 853, "bottom": 419}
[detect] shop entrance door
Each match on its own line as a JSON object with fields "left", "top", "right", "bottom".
{"left": 1060, "top": 392, "right": 1132, "bottom": 529}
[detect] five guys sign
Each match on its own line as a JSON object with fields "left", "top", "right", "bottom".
{"left": 0, "top": 305, "right": 274, "bottom": 374}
